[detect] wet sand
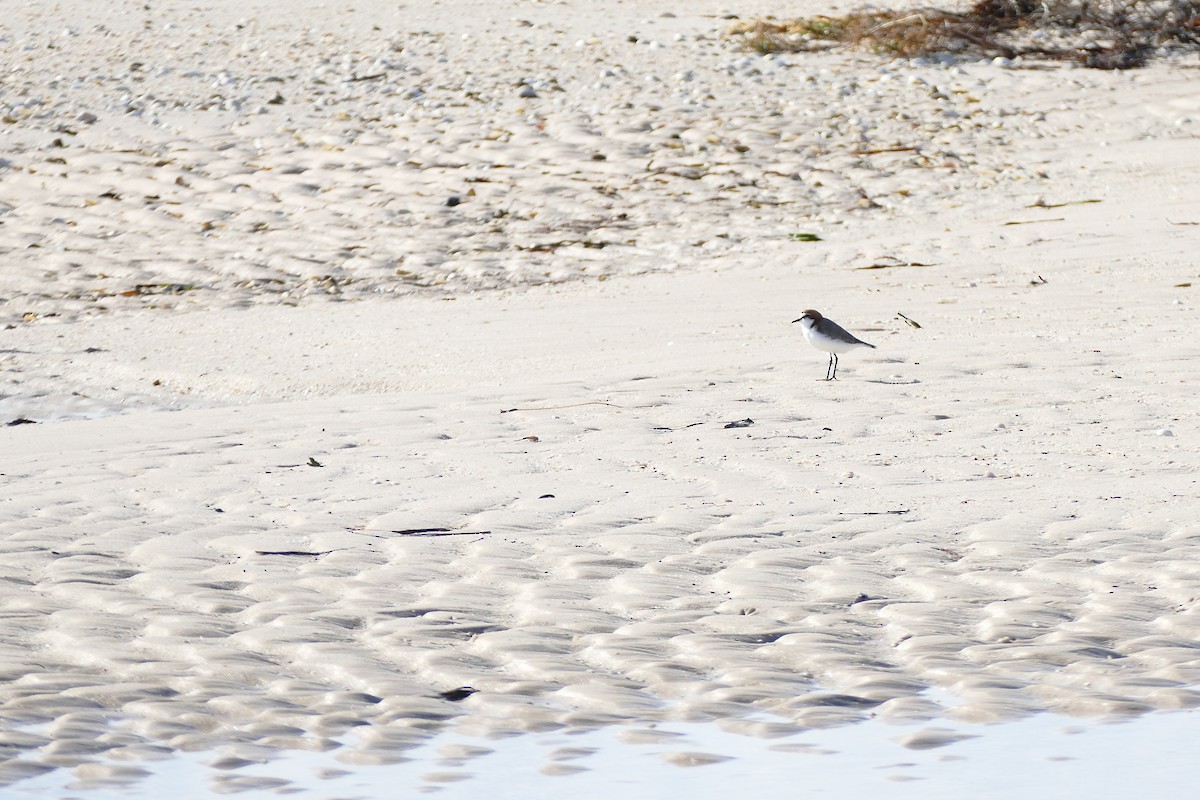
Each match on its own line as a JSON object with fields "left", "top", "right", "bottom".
{"left": 1, "top": 0, "right": 1199, "bottom": 791}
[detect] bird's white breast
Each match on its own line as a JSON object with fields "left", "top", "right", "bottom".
{"left": 803, "top": 323, "right": 867, "bottom": 354}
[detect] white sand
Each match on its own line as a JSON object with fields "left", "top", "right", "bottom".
{"left": 2, "top": 0, "right": 1200, "bottom": 790}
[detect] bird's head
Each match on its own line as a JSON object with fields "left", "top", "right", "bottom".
{"left": 791, "top": 309, "right": 822, "bottom": 327}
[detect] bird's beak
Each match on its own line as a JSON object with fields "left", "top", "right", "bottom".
{"left": 791, "top": 318, "right": 802, "bottom": 324}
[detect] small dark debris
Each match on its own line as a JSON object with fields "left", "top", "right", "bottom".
{"left": 254, "top": 550, "right": 333, "bottom": 557}
{"left": 794, "top": 693, "right": 883, "bottom": 709}
{"left": 6, "top": 418, "right": 37, "bottom": 426}
{"left": 726, "top": 631, "right": 787, "bottom": 644}
{"left": 849, "top": 593, "right": 876, "bottom": 605}
{"left": 83, "top": 346, "right": 106, "bottom": 353}
{"left": 856, "top": 260, "right": 937, "bottom": 270}
{"left": 440, "top": 687, "right": 478, "bottom": 702}
{"left": 445, "top": 196, "right": 462, "bottom": 207}
{"left": 307, "top": 457, "right": 323, "bottom": 468}
{"left": 389, "top": 528, "right": 492, "bottom": 537}
{"left": 655, "top": 421, "right": 707, "bottom": 431}
{"left": 517, "top": 239, "right": 617, "bottom": 252}
{"left": 539, "top": 494, "right": 555, "bottom": 499}
{"left": 724, "top": 418, "right": 754, "bottom": 429}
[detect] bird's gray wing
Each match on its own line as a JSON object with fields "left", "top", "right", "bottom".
{"left": 823, "top": 319, "right": 872, "bottom": 346}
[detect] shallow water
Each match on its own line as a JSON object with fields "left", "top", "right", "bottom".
{"left": 11, "top": 706, "right": 1199, "bottom": 799}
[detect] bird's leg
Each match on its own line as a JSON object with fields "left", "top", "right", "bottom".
{"left": 825, "top": 353, "right": 835, "bottom": 381}
{"left": 830, "top": 353, "right": 839, "bottom": 381}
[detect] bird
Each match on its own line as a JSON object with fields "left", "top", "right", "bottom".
{"left": 791, "top": 309, "right": 875, "bottom": 380}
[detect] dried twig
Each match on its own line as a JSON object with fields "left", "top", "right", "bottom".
{"left": 856, "top": 260, "right": 937, "bottom": 270}
{"left": 851, "top": 146, "right": 919, "bottom": 155}
{"left": 501, "top": 401, "right": 640, "bottom": 413}
{"left": 1003, "top": 217, "right": 1065, "bottom": 226}
{"left": 1028, "top": 198, "right": 1102, "bottom": 209}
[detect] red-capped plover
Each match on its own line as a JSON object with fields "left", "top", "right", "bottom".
{"left": 792, "top": 309, "right": 875, "bottom": 381}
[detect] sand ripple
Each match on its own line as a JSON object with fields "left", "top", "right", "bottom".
{"left": 2, "top": 362, "right": 1198, "bottom": 779}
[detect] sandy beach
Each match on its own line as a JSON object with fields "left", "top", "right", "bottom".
{"left": 2, "top": 0, "right": 1199, "bottom": 792}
